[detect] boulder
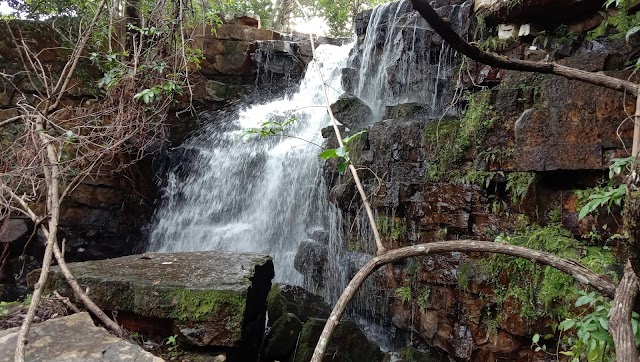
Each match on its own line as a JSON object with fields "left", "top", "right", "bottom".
{"left": 293, "top": 240, "right": 328, "bottom": 286}
{"left": 0, "top": 312, "right": 163, "bottom": 362}
{"left": 293, "top": 318, "right": 384, "bottom": 362}
{"left": 330, "top": 94, "right": 374, "bottom": 131}
{"left": 266, "top": 284, "right": 331, "bottom": 326}
{"left": 28, "top": 251, "right": 274, "bottom": 358}
{"left": 260, "top": 313, "right": 303, "bottom": 361}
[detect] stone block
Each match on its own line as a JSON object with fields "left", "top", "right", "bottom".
{"left": 28, "top": 252, "right": 274, "bottom": 352}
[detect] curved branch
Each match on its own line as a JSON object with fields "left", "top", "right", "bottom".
{"left": 409, "top": 0, "right": 639, "bottom": 96}
{"left": 310, "top": 240, "right": 617, "bottom": 362}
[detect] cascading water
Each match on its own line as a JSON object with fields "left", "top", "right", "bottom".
{"left": 348, "top": 0, "right": 464, "bottom": 121}
{"left": 149, "top": 0, "right": 467, "bottom": 354}
{"left": 148, "top": 43, "right": 351, "bottom": 285}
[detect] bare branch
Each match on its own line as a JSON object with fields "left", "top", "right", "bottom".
{"left": 311, "top": 240, "right": 617, "bottom": 361}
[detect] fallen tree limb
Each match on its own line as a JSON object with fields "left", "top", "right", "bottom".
{"left": 409, "top": 0, "right": 639, "bottom": 96}
{"left": 610, "top": 261, "right": 639, "bottom": 361}
{"left": 310, "top": 240, "right": 616, "bottom": 362}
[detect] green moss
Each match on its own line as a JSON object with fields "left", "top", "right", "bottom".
{"left": 176, "top": 289, "right": 245, "bottom": 321}
{"left": 481, "top": 222, "right": 618, "bottom": 323}
{"left": 423, "top": 91, "right": 495, "bottom": 181}
{"left": 376, "top": 216, "right": 406, "bottom": 241}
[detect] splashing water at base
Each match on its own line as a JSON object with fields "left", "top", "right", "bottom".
{"left": 148, "top": 43, "right": 352, "bottom": 284}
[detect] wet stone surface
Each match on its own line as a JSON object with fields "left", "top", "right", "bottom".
{"left": 28, "top": 251, "right": 274, "bottom": 355}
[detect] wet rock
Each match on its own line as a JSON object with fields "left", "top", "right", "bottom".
{"left": 329, "top": 183, "right": 356, "bottom": 209}
{"left": 0, "top": 312, "right": 163, "bottom": 361}
{"left": 28, "top": 251, "right": 274, "bottom": 358}
{"left": 307, "top": 227, "right": 330, "bottom": 244}
{"left": 293, "top": 239, "right": 328, "bottom": 286}
{"left": 266, "top": 284, "right": 331, "bottom": 326}
{"left": 0, "top": 218, "right": 28, "bottom": 244}
{"left": 260, "top": 313, "right": 303, "bottom": 361}
{"left": 293, "top": 318, "right": 384, "bottom": 362}
{"left": 513, "top": 73, "right": 635, "bottom": 171}
{"left": 383, "top": 103, "right": 429, "bottom": 120}
{"left": 330, "top": 94, "right": 374, "bottom": 131}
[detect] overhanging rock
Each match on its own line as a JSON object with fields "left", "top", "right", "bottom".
{"left": 28, "top": 251, "right": 274, "bottom": 359}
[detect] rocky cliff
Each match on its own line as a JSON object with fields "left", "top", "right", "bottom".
{"left": 316, "top": 0, "right": 638, "bottom": 360}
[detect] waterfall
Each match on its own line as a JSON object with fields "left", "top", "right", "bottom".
{"left": 350, "top": 0, "right": 462, "bottom": 121}
{"left": 148, "top": 43, "right": 351, "bottom": 285}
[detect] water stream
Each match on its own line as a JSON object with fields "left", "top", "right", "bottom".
{"left": 148, "top": 43, "right": 351, "bottom": 285}
{"left": 148, "top": 0, "right": 463, "bottom": 353}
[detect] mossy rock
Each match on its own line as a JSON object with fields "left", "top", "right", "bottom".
{"left": 293, "top": 318, "right": 383, "bottom": 362}
{"left": 267, "top": 284, "right": 330, "bottom": 326}
{"left": 28, "top": 251, "right": 274, "bottom": 349}
{"left": 261, "top": 313, "right": 303, "bottom": 361}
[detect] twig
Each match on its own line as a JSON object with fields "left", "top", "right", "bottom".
{"left": 53, "top": 290, "right": 80, "bottom": 313}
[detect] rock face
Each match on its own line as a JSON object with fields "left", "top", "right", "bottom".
{"left": 343, "top": 0, "right": 471, "bottom": 122}
{"left": 28, "top": 251, "right": 274, "bottom": 360}
{"left": 0, "top": 312, "right": 163, "bottom": 362}
{"left": 318, "top": 1, "right": 636, "bottom": 361}
{"left": 330, "top": 94, "right": 374, "bottom": 131}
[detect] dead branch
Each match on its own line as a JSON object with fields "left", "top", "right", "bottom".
{"left": 310, "top": 240, "right": 617, "bottom": 362}
{"left": 409, "top": 0, "right": 639, "bottom": 96}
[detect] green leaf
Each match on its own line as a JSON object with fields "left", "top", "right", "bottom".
{"left": 559, "top": 319, "right": 576, "bottom": 331}
{"left": 337, "top": 160, "right": 349, "bottom": 174}
{"left": 532, "top": 334, "right": 540, "bottom": 343}
{"left": 342, "top": 130, "right": 367, "bottom": 145}
{"left": 319, "top": 149, "right": 338, "bottom": 160}
{"left": 335, "top": 146, "right": 348, "bottom": 158}
{"left": 559, "top": 351, "right": 574, "bottom": 356}
{"left": 626, "top": 26, "right": 640, "bottom": 41}
{"left": 576, "top": 294, "right": 592, "bottom": 307}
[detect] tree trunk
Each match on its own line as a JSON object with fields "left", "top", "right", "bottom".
{"left": 609, "top": 261, "right": 639, "bottom": 361}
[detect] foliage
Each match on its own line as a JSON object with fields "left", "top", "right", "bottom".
{"left": 532, "top": 291, "right": 640, "bottom": 361}
{"left": 587, "top": 0, "right": 640, "bottom": 59}
{"left": 318, "top": 130, "right": 367, "bottom": 174}
{"left": 417, "top": 287, "right": 431, "bottom": 312}
{"left": 577, "top": 157, "right": 635, "bottom": 220}
{"left": 315, "top": 0, "right": 385, "bottom": 36}
{"left": 165, "top": 335, "right": 178, "bottom": 351}
{"left": 376, "top": 216, "right": 406, "bottom": 241}
{"left": 424, "top": 92, "right": 495, "bottom": 181}
{"left": 395, "top": 286, "right": 411, "bottom": 304}
{"left": 506, "top": 172, "right": 535, "bottom": 204}
{"left": 243, "top": 118, "right": 296, "bottom": 140}
{"left": 481, "top": 221, "right": 617, "bottom": 323}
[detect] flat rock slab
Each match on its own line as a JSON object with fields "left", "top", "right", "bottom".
{"left": 0, "top": 312, "right": 163, "bottom": 361}
{"left": 29, "top": 251, "right": 274, "bottom": 349}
